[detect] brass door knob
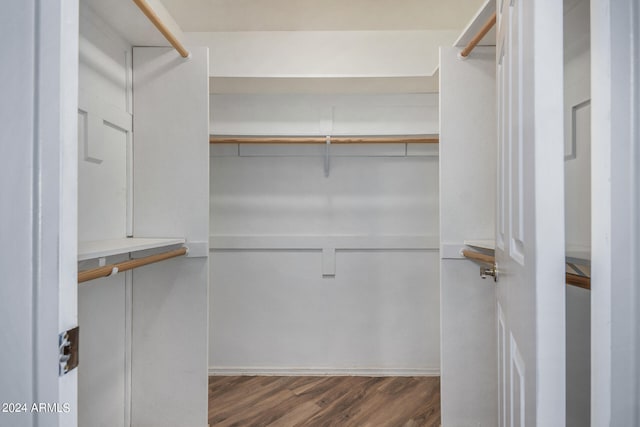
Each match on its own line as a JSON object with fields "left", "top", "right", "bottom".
{"left": 480, "top": 265, "right": 498, "bottom": 282}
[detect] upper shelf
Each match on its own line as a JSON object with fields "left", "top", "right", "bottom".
{"left": 463, "top": 239, "right": 496, "bottom": 251}
{"left": 78, "top": 238, "right": 185, "bottom": 261}
{"left": 81, "top": 0, "right": 186, "bottom": 48}
{"left": 209, "top": 135, "right": 440, "bottom": 144}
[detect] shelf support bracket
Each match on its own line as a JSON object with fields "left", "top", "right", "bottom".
{"left": 324, "top": 135, "right": 331, "bottom": 177}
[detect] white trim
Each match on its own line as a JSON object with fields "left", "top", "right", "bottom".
{"left": 532, "top": 0, "right": 567, "bottom": 424}
{"left": 58, "top": 1, "right": 80, "bottom": 424}
{"left": 591, "top": 0, "right": 640, "bottom": 425}
{"left": 209, "top": 367, "right": 440, "bottom": 377}
{"left": 124, "top": 270, "right": 133, "bottom": 427}
{"left": 566, "top": 99, "right": 591, "bottom": 161}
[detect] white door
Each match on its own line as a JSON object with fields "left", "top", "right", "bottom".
{"left": 0, "top": 1, "right": 78, "bottom": 426}
{"left": 495, "top": 0, "right": 566, "bottom": 425}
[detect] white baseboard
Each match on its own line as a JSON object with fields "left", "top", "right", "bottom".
{"left": 208, "top": 366, "right": 440, "bottom": 377}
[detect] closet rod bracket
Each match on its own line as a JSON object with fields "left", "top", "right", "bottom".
{"left": 324, "top": 135, "right": 331, "bottom": 177}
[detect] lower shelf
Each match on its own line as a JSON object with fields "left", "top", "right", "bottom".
{"left": 78, "top": 237, "right": 185, "bottom": 261}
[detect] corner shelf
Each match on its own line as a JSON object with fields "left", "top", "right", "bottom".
{"left": 78, "top": 238, "right": 186, "bottom": 261}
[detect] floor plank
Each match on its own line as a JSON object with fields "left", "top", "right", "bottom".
{"left": 209, "top": 376, "right": 441, "bottom": 426}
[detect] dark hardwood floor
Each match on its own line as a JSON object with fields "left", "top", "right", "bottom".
{"left": 209, "top": 376, "right": 441, "bottom": 426}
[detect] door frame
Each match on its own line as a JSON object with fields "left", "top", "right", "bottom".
{"left": 33, "top": 0, "right": 79, "bottom": 424}
{"left": 590, "top": 0, "right": 640, "bottom": 425}
{"left": 0, "top": 1, "right": 78, "bottom": 426}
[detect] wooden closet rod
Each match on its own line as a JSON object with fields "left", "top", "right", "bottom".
{"left": 565, "top": 273, "right": 591, "bottom": 290}
{"left": 460, "top": 11, "right": 497, "bottom": 58}
{"left": 132, "top": 0, "right": 190, "bottom": 58}
{"left": 461, "top": 249, "right": 496, "bottom": 264}
{"left": 209, "top": 135, "right": 440, "bottom": 144}
{"left": 461, "top": 249, "right": 592, "bottom": 289}
{"left": 78, "top": 247, "right": 187, "bottom": 283}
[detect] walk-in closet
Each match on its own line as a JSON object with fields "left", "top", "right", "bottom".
{"left": 2, "top": 0, "right": 638, "bottom": 426}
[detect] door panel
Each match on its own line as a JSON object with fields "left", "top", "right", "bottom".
{"left": 498, "top": 303, "right": 507, "bottom": 427}
{"left": 509, "top": 0, "right": 525, "bottom": 265}
{"left": 497, "top": 43, "right": 507, "bottom": 252}
{"left": 496, "top": 0, "right": 566, "bottom": 425}
{"left": 510, "top": 334, "right": 525, "bottom": 427}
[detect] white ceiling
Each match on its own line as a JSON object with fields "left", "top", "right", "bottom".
{"left": 160, "top": 0, "right": 487, "bottom": 32}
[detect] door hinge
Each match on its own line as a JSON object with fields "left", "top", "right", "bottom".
{"left": 59, "top": 326, "right": 79, "bottom": 376}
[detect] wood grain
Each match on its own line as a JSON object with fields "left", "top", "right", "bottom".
{"left": 565, "top": 272, "right": 591, "bottom": 290}
{"left": 460, "top": 11, "right": 497, "bottom": 58}
{"left": 461, "top": 249, "right": 496, "bottom": 264}
{"left": 462, "top": 249, "right": 592, "bottom": 290}
{"left": 77, "top": 247, "right": 187, "bottom": 283}
{"left": 209, "top": 376, "right": 441, "bottom": 426}
{"left": 133, "top": 0, "right": 190, "bottom": 58}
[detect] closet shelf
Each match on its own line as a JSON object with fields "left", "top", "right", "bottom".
{"left": 78, "top": 238, "right": 186, "bottom": 261}
{"left": 209, "top": 135, "right": 440, "bottom": 144}
{"left": 463, "top": 240, "right": 496, "bottom": 251}
{"left": 566, "top": 250, "right": 591, "bottom": 267}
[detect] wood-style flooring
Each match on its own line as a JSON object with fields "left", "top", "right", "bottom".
{"left": 208, "top": 376, "right": 440, "bottom": 427}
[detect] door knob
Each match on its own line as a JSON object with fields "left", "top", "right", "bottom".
{"left": 480, "top": 265, "right": 498, "bottom": 282}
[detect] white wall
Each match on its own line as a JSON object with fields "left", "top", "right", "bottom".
{"left": 77, "top": 6, "right": 210, "bottom": 427}
{"left": 209, "top": 93, "right": 440, "bottom": 375}
{"left": 77, "top": 4, "right": 132, "bottom": 426}
{"left": 187, "top": 31, "right": 456, "bottom": 78}
{"left": 211, "top": 93, "right": 438, "bottom": 136}
{"left": 564, "top": 1, "right": 591, "bottom": 425}
{"left": 564, "top": 0, "right": 591, "bottom": 256}
{"left": 132, "top": 46, "right": 210, "bottom": 427}
{"left": 439, "top": 46, "right": 497, "bottom": 427}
